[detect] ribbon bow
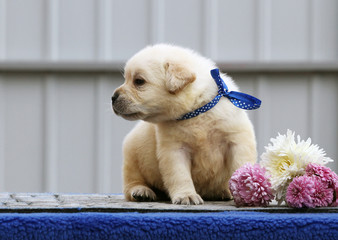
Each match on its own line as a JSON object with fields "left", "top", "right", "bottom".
{"left": 211, "top": 68, "right": 261, "bottom": 110}
{"left": 177, "top": 68, "right": 261, "bottom": 120}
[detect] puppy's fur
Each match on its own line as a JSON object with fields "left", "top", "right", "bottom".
{"left": 112, "top": 44, "right": 257, "bottom": 205}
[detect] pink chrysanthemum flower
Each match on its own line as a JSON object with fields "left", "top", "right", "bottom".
{"left": 286, "top": 176, "right": 315, "bottom": 208}
{"left": 286, "top": 175, "right": 333, "bottom": 208}
{"left": 306, "top": 163, "right": 338, "bottom": 188}
{"left": 311, "top": 177, "right": 334, "bottom": 207}
{"left": 229, "top": 163, "right": 274, "bottom": 207}
{"left": 306, "top": 163, "right": 338, "bottom": 207}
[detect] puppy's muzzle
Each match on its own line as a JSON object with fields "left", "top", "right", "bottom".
{"left": 111, "top": 91, "right": 121, "bottom": 115}
{"left": 111, "top": 90, "right": 144, "bottom": 120}
{"left": 111, "top": 91, "right": 134, "bottom": 115}
{"left": 111, "top": 91, "right": 120, "bottom": 105}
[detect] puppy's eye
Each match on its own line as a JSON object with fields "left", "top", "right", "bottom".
{"left": 134, "top": 78, "right": 146, "bottom": 87}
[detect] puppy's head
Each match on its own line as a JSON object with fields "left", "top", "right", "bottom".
{"left": 112, "top": 44, "right": 216, "bottom": 122}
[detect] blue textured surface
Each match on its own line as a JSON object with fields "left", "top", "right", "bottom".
{"left": 0, "top": 211, "right": 337, "bottom": 240}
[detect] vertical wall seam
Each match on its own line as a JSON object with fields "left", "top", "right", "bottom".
{"left": 308, "top": 0, "right": 314, "bottom": 61}
{"left": 257, "top": 0, "right": 271, "bottom": 60}
{"left": 252, "top": 75, "right": 259, "bottom": 149}
{"left": 150, "top": 0, "right": 165, "bottom": 43}
{"left": 95, "top": 76, "right": 113, "bottom": 193}
{"left": 95, "top": 0, "right": 103, "bottom": 193}
{"left": 254, "top": 0, "right": 260, "bottom": 60}
{"left": 43, "top": 0, "right": 60, "bottom": 192}
{"left": 46, "top": 0, "right": 59, "bottom": 60}
{"left": 255, "top": 0, "right": 272, "bottom": 155}
{"left": 0, "top": 0, "right": 6, "bottom": 60}
{"left": 95, "top": 0, "right": 113, "bottom": 192}
{"left": 0, "top": 76, "right": 5, "bottom": 190}
{"left": 146, "top": 0, "right": 152, "bottom": 45}
{"left": 202, "top": 0, "right": 218, "bottom": 59}
{"left": 0, "top": 0, "right": 6, "bottom": 190}
{"left": 43, "top": 77, "right": 59, "bottom": 192}
{"left": 96, "top": 0, "right": 112, "bottom": 60}
{"left": 256, "top": 76, "right": 271, "bottom": 158}
{"left": 95, "top": 0, "right": 104, "bottom": 192}
{"left": 308, "top": 75, "right": 318, "bottom": 142}
{"left": 94, "top": 77, "right": 104, "bottom": 193}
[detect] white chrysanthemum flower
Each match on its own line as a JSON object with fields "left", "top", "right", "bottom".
{"left": 260, "top": 129, "right": 333, "bottom": 204}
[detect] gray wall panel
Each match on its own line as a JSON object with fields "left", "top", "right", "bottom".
{"left": 56, "top": 76, "right": 97, "bottom": 192}
{"left": 59, "top": 0, "right": 97, "bottom": 60}
{"left": 217, "top": 0, "right": 257, "bottom": 61}
{"left": 270, "top": 0, "right": 310, "bottom": 61}
{"left": 310, "top": 75, "right": 338, "bottom": 172}
{"left": 163, "top": 0, "right": 203, "bottom": 52}
{"left": 3, "top": 75, "right": 44, "bottom": 191}
{"left": 312, "top": 0, "right": 338, "bottom": 60}
{"left": 6, "top": 0, "right": 45, "bottom": 60}
{"left": 110, "top": 0, "right": 151, "bottom": 61}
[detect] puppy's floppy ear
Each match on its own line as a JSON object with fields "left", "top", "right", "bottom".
{"left": 164, "top": 62, "right": 196, "bottom": 94}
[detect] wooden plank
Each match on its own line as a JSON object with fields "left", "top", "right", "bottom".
{"left": 0, "top": 193, "right": 337, "bottom": 213}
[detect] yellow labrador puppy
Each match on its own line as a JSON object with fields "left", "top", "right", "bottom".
{"left": 112, "top": 44, "right": 258, "bottom": 205}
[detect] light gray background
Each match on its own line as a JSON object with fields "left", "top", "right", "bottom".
{"left": 0, "top": 0, "right": 337, "bottom": 193}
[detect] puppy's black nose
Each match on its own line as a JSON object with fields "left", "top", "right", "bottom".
{"left": 111, "top": 92, "right": 119, "bottom": 104}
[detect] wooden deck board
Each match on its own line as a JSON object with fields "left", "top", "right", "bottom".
{"left": 0, "top": 193, "right": 337, "bottom": 213}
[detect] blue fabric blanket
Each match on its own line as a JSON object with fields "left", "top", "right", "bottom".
{"left": 0, "top": 211, "right": 337, "bottom": 240}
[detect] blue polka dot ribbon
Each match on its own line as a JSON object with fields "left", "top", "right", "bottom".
{"left": 177, "top": 68, "right": 261, "bottom": 120}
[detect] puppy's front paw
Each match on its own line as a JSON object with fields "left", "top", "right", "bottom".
{"left": 129, "top": 186, "right": 157, "bottom": 202}
{"left": 172, "top": 193, "right": 204, "bottom": 205}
